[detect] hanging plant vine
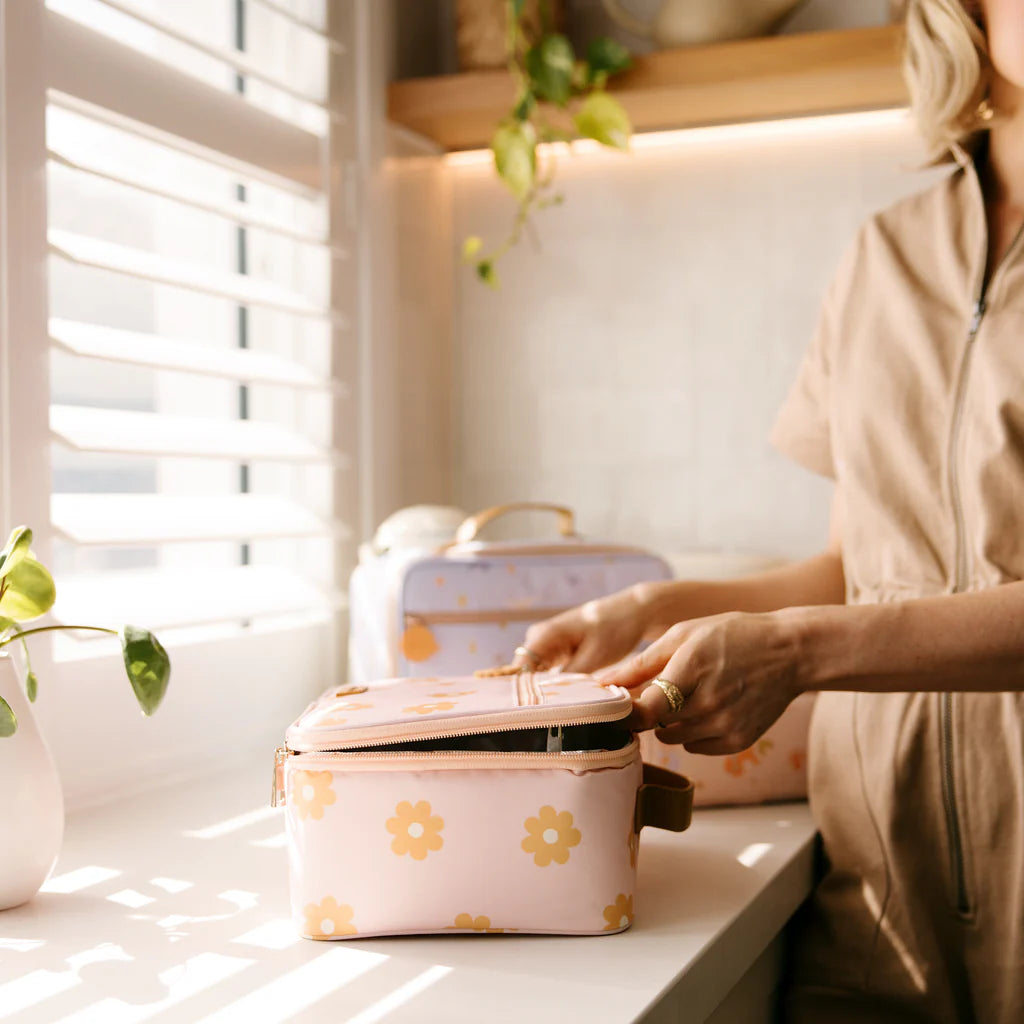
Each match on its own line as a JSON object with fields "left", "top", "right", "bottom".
{"left": 463, "top": 0, "right": 634, "bottom": 287}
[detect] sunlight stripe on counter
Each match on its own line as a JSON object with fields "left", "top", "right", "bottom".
{"left": 40, "top": 866, "right": 122, "bottom": 894}
{"left": 194, "top": 948, "right": 388, "bottom": 1024}
{"left": 344, "top": 965, "right": 453, "bottom": 1024}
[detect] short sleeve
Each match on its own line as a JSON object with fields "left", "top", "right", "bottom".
{"left": 770, "top": 233, "right": 861, "bottom": 480}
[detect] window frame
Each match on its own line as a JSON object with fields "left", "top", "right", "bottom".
{"left": 0, "top": 0, "right": 363, "bottom": 809}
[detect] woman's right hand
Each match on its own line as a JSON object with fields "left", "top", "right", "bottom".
{"left": 511, "top": 585, "right": 655, "bottom": 674}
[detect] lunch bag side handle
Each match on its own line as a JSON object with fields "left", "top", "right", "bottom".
{"left": 635, "top": 764, "right": 694, "bottom": 833}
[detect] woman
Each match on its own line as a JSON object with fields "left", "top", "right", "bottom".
{"left": 514, "top": 1, "right": 1024, "bottom": 1020}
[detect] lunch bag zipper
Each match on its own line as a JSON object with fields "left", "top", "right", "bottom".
{"left": 286, "top": 684, "right": 631, "bottom": 753}
{"left": 273, "top": 690, "right": 633, "bottom": 807}
{"left": 404, "top": 606, "right": 572, "bottom": 628}
{"left": 286, "top": 700, "right": 630, "bottom": 752}
{"left": 441, "top": 542, "right": 656, "bottom": 559}
{"left": 273, "top": 736, "right": 639, "bottom": 806}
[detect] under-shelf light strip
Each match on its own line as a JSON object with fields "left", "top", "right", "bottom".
{"left": 444, "top": 107, "right": 912, "bottom": 168}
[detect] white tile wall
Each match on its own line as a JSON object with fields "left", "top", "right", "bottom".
{"left": 447, "top": 115, "right": 948, "bottom": 559}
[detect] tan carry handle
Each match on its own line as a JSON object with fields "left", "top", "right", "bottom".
{"left": 635, "top": 764, "right": 694, "bottom": 833}
{"left": 454, "top": 502, "right": 577, "bottom": 545}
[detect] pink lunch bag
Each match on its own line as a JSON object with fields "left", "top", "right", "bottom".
{"left": 639, "top": 693, "right": 816, "bottom": 807}
{"left": 275, "top": 671, "right": 693, "bottom": 939}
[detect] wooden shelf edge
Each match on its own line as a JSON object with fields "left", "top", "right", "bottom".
{"left": 388, "top": 23, "right": 908, "bottom": 152}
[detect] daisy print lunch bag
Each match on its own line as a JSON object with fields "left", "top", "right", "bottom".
{"left": 347, "top": 502, "right": 673, "bottom": 685}
{"left": 275, "top": 671, "right": 693, "bottom": 939}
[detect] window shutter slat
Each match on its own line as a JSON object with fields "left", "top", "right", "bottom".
{"left": 47, "top": 149, "right": 330, "bottom": 246}
{"left": 51, "top": 406, "right": 335, "bottom": 464}
{"left": 52, "top": 493, "right": 344, "bottom": 545}
{"left": 52, "top": 565, "right": 341, "bottom": 631}
{"left": 88, "top": 0, "right": 330, "bottom": 107}
{"left": 46, "top": 9, "right": 323, "bottom": 191}
{"left": 50, "top": 319, "right": 339, "bottom": 392}
{"left": 49, "top": 230, "right": 332, "bottom": 319}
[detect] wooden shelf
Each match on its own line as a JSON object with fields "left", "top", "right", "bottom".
{"left": 388, "top": 24, "right": 908, "bottom": 151}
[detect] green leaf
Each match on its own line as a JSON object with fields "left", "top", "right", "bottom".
{"left": 0, "top": 558, "right": 56, "bottom": 622}
{"left": 525, "top": 34, "right": 575, "bottom": 106}
{"left": 586, "top": 37, "right": 632, "bottom": 80}
{"left": 573, "top": 92, "right": 632, "bottom": 150}
{"left": 0, "top": 526, "right": 33, "bottom": 581}
{"left": 476, "top": 260, "right": 500, "bottom": 289}
{"left": 0, "top": 696, "right": 16, "bottom": 737}
{"left": 512, "top": 0, "right": 526, "bottom": 17}
{"left": 120, "top": 625, "right": 170, "bottom": 717}
{"left": 492, "top": 121, "right": 536, "bottom": 200}
{"left": 462, "top": 235, "right": 483, "bottom": 261}
{"left": 512, "top": 89, "right": 536, "bottom": 122}
{"left": 25, "top": 671, "right": 37, "bottom": 703}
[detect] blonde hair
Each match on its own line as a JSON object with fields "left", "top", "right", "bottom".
{"left": 902, "top": 0, "right": 991, "bottom": 159}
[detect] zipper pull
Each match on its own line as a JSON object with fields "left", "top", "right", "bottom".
{"left": 271, "top": 746, "right": 289, "bottom": 807}
{"left": 969, "top": 299, "right": 987, "bottom": 336}
{"left": 546, "top": 725, "right": 563, "bottom": 753}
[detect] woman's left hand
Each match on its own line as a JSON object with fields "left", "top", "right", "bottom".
{"left": 595, "top": 610, "right": 807, "bottom": 755}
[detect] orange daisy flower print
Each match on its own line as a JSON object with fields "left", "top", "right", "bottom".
{"left": 304, "top": 896, "right": 357, "bottom": 938}
{"left": 402, "top": 702, "right": 457, "bottom": 715}
{"left": 329, "top": 701, "right": 373, "bottom": 713}
{"left": 400, "top": 623, "right": 439, "bottom": 662}
{"left": 450, "top": 912, "right": 502, "bottom": 932}
{"left": 290, "top": 770, "right": 336, "bottom": 821}
{"left": 387, "top": 799, "right": 444, "bottom": 860}
{"left": 521, "top": 805, "right": 581, "bottom": 866}
{"left": 603, "top": 893, "right": 634, "bottom": 931}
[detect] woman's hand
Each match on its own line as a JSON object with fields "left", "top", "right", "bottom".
{"left": 596, "top": 610, "right": 807, "bottom": 755}
{"left": 510, "top": 585, "right": 654, "bottom": 673}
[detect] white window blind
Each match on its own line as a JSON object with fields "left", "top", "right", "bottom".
{"left": 40, "top": 0, "right": 353, "bottom": 647}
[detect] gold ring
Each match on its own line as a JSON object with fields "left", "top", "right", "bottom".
{"left": 652, "top": 677, "right": 687, "bottom": 714}
{"left": 514, "top": 645, "right": 541, "bottom": 665}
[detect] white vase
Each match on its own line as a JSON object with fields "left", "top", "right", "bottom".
{"left": 0, "top": 654, "right": 64, "bottom": 910}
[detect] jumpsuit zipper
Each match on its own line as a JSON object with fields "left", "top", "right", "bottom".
{"left": 942, "top": 208, "right": 1024, "bottom": 916}
{"left": 937, "top": 294, "right": 983, "bottom": 913}
{"left": 942, "top": 296, "right": 985, "bottom": 916}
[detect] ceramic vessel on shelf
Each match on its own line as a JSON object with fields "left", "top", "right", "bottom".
{"left": 602, "top": 0, "right": 809, "bottom": 48}
{"left": 0, "top": 653, "right": 64, "bottom": 910}
{"left": 456, "top": 0, "right": 565, "bottom": 70}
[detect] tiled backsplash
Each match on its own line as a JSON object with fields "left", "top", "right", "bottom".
{"left": 446, "top": 116, "right": 947, "bottom": 560}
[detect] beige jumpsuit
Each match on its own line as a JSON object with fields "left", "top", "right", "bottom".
{"left": 771, "top": 140, "right": 1024, "bottom": 1023}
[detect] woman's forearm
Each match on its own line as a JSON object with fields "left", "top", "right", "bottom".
{"left": 793, "top": 581, "right": 1024, "bottom": 693}
{"left": 634, "top": 550, "right": 846, "bottom": 639}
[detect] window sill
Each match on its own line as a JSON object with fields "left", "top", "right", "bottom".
{"left": 0, "top": 756, "right": 816, "bottom": 1022}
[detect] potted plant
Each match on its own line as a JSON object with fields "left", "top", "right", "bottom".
{"left": 464, "top": 0, "right": 635, "bottom": 287}
{"left": 0, "top": 525, "right": 170, "bottom": 910}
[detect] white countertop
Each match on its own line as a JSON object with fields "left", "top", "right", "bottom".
{"left": 0, "top": 756, "right": 816, "bottom": 1024}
